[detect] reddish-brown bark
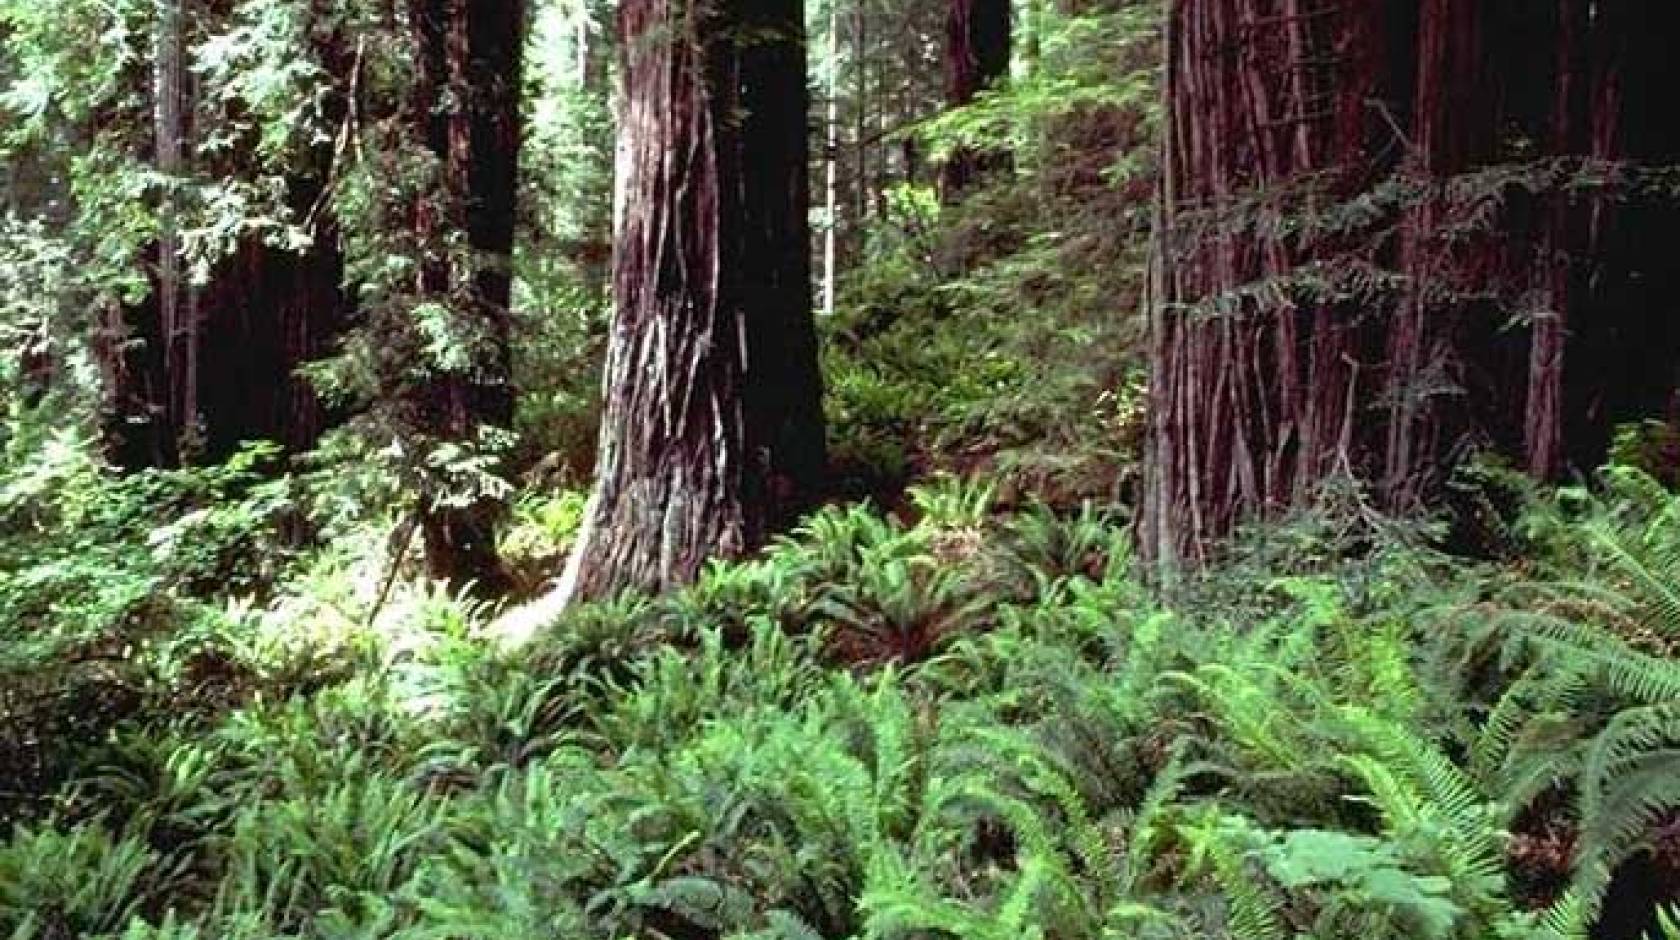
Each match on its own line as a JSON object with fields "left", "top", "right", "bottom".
{"left": 940, "top": 0, "right": 1012, "bottom": 199}
{"left": 1145, "top": 0, "right": 1395, "bottom": 568}
{"left": 558, "top": 0, "right": 824, "bottom": 604}
{"left": 1143, "top": 0, "right": 1680, "bottom": 570}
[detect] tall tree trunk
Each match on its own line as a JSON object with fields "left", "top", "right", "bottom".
{"left": 154, "top": 0, "right": 199, "bottom": 459}
{"left": 409, "top": 0, "right": 526, "bottom": 594}
{"left": 823, "top": 0, "right": 841, "bottom": 319}
{"left": 939, "top": 0, "right": 1011, "bottom": 199}
{"left": 1144, "top": 0, "right": 1393, "bottom": 570}
{"left": 558, "top": 0, "right": 824, "bottom": 604}
{"left": 853, "top": 0, "right": 869, "bottom": 226}
{"left": 1143, "top": 0, "right": 1680, "bottom": 571}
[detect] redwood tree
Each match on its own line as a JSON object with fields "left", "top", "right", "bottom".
{"left": 940, "top": 0, "right": 1012, "bottom": 198}
{"left": 558, "top": 0, "right": 825, "bottom": 603}
{"left": 407, "top": 0, "right": 527, "bottom": 591}
{"left": 1143, "top": 0, "right": 1680, "bottom": 570}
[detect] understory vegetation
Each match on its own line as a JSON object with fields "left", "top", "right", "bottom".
{"left": 7, "top": 421, "right": 1680, "bottom": 939}
{"left": 6, "top": 1, "right": 1680, "bottom": 938}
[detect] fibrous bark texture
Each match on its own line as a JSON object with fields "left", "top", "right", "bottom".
{"left": 1143, "top": 0, "right": 1680, "bottom": 571}
{"left": 560, "top": 0, "right": 825, "bottom": 604}
{"left": 940, "top": 0, "right": 1012, "bottom": 198}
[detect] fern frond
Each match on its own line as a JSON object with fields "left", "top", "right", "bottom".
{"left": 1574, "top": 702, "right": 1680, "bottom": 914}
{"left": 1338, "top": 709, "right": 1507, "bottom": 895}
{"left": 1521, "top": 615, "right": 1680, "bottom": 704}
{"left": 1174, "top": 810, "right": 1290, "bottom": 940}
{"left": 1584, "top": 516, "right": 1680, "bottom": 640}
{"left": 1469, "top": 657, "right": 1584, "bottom": 785}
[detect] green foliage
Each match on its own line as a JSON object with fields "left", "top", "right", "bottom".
{"left": 497, "top": 489, "right": 588, "bottom": 589}
{"left": 0, "top": 430, "right": 313, "bottom": 824}
{"left": 4, "top": 471, "right": 1680, "bottom": 938}
{"left": 1610, "top": 420, "right": 1680, "bottom": 489}
{"left": 0, "top": 821, "right": 162, "bottom": 938}
{"left": 818, "top": 3, "right": 1159, "bottom": 508}
{"left": 5, "top": 3, "right": 1680, "bottom": 938}
{"left": 920, "top": 4, "right": 1161, "bottom": 191}
{"left": 215, "top": 771, "right": 445, "bottom": 930}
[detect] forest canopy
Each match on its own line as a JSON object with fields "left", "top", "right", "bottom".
{"left": 2, "top": 1, "right": 1680, "bottom": 938}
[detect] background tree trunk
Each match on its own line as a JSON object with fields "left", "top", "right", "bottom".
{"left": 1142, "top": 0, "right": 1680, "bottom": 571}
{"left": 155, "top": 0, "right": 198, "bottom": 458}
{"left": 559, "top": 0, "right": 824, "bottom": 604}
{"left": 410, "top": 0, "right": 526, "bottom": 593}
{"left": 939, "top": 0, "right": 1011, "bottom": 199}
{"left": 853, "top": 0, "right": 870, "bottom": 226}
{"left": 823, "top": 0, "right": 841, "bottom": 319}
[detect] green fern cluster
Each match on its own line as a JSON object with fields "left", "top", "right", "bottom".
{"left": 5, "top": 468, "right": 1680, "bottom": 939}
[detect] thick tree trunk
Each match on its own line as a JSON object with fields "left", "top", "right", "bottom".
{"left": 1143, "top": 0, "right": 1680, "bottom": 571}
{"left": 940, "top": 0, "right": 1011, "bottom": 199}
{"left": 558, "top": 0, "right": 824, "bottom": 604}
{"left": 409, "top": 0, "right": 526, "bottom": 593}
{"left": 1145, "top": 0, "right": 1393, "bottom": 570}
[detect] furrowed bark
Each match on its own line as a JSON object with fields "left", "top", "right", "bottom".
{"left": 558, "top": 0, "right": 824, "bottom": 605}
{"left": 1144, "top": 0, "right": 1393, "bottom": 568}
{"left": 1144, "top": 0, "right": 1680, "bottom": 570}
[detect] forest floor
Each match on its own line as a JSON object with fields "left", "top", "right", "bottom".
{"left": 4, "top": 133, "right": 1678, "bottom": 940}
{"left": 4, "top": 450, "right": 1680, "bottom": 938}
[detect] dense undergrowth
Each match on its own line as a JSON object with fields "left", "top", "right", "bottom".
{"left": 8, "top": 7, "right": 1680, "bottom": 935}
{"left": 6, "top": 438, "right": 1680, "bottom": 938}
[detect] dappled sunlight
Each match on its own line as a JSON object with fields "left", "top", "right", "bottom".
{"left": 5, "top": 0, "right": 1680, "bottom": 936}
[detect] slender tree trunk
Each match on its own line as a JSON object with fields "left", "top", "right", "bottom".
{"left": 823, "top": 0, "right": 841, "bottom": 319}
{"left": 557, "top": 0, "right": 824, "bottom": 604}
{"left": 155, "top": 0, "right": 193, "bottom": 457}
{"left": 1524, "top": 0, "right": 1588, "bottom": 479}
{"left": 853, "top": 0, "right": 869, "bottom": 226}
{"left": 409, "top": 0, "right": 526, "bottom": 594}
{"left": 939, "top": 0, "right": 1011, "bottom": 200}
{"left": 897, "top": 15, "right": 923, "bottom": 187}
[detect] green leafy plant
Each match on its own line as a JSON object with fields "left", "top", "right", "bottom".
{"left": 0, "top": 821, "right": 164, "bottom": 938}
